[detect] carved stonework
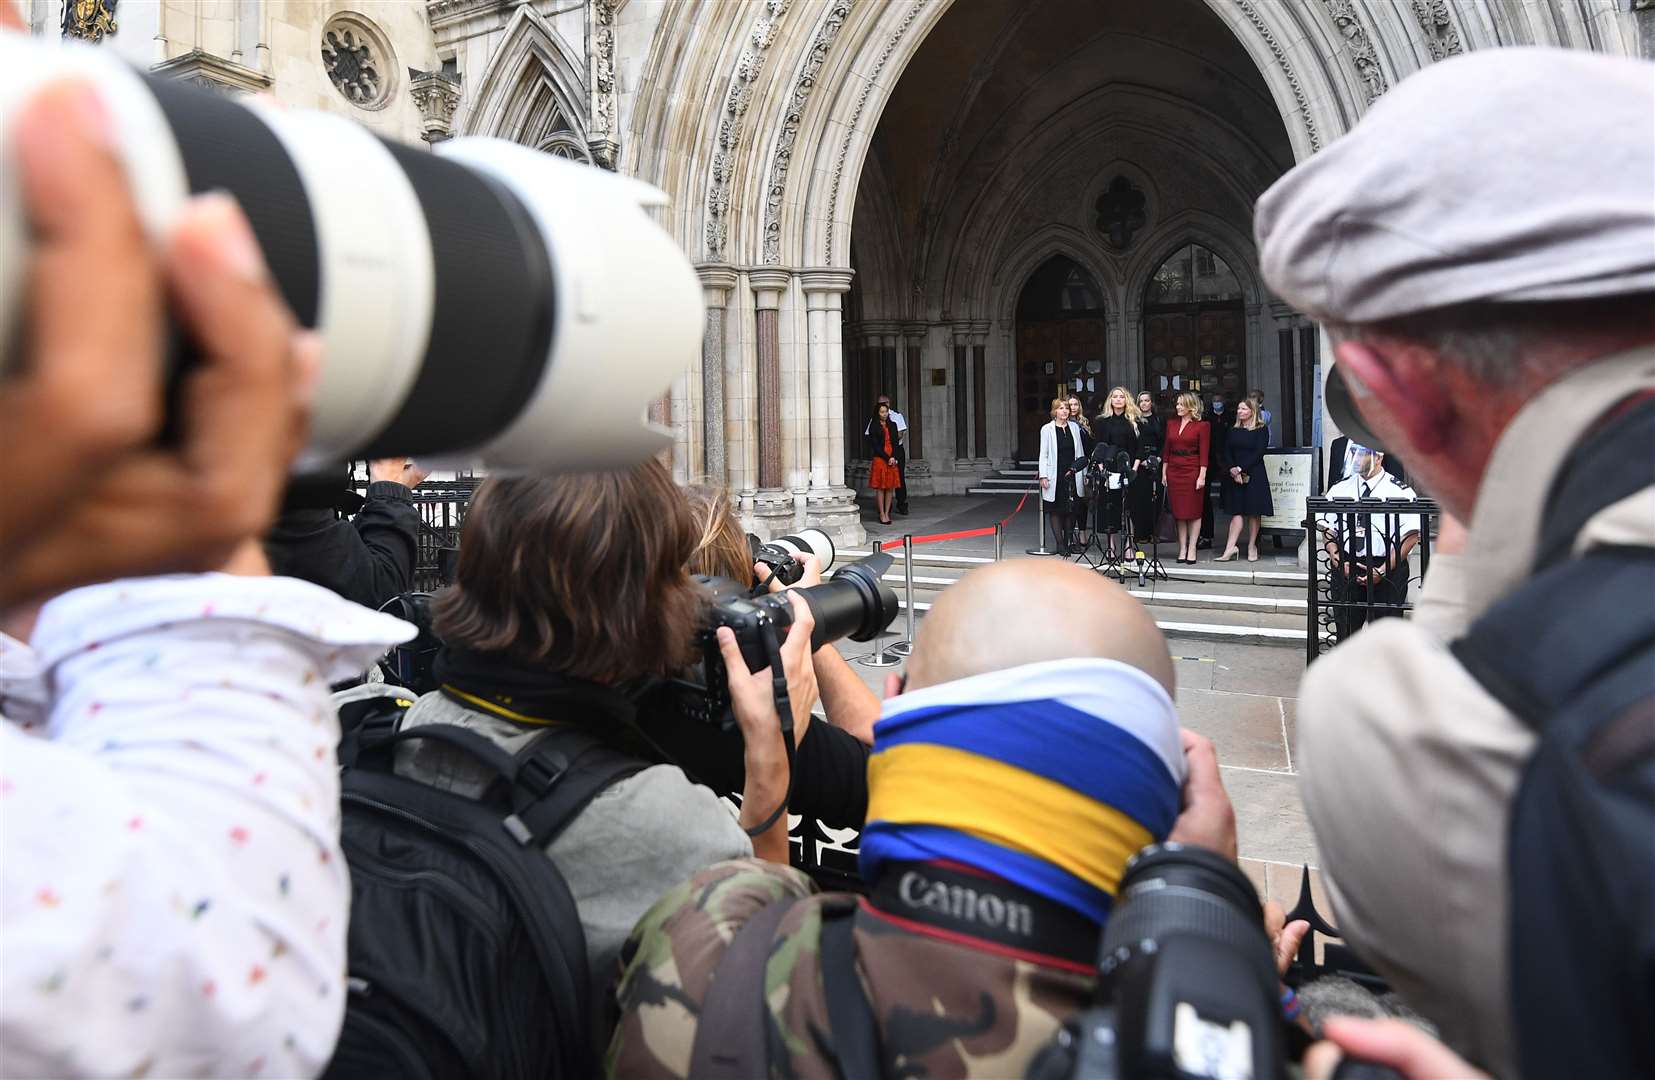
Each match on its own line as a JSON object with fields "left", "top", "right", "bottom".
{"left": 426, "top": 0, "right": 510, "bottom": 28}
{"left": 151, "top": 49, "right": 273, "bottom": 96}
{"left": 761, "top": 0, "right": 853, "bottom": 264}
{"left": 705, "top": 0, "right": 793, "bottom": 260}
{"left": 322, "top": 17, "right": 398, "bottom": 110}
{"left": 1236, "top": 0, "right": 1321, "bottom": 152}
{"left": 409, "top": 68, "right": 462, "bottom": 144}
{"left": 1411, "top": 0, "right": 1464, "bottom": 61}
{"left": 61, "top": 0, "right": 117, "bottom": 42}
{"left": 824, "top": 1, "right": 925, "bottom": 262}
{"left": 1095, "top": 176, "right": 1147, "bottom": 251}
{"left": 1323, "top": 0, "right": 1387, "bottom": 104}
{"left": 588, "top": 0, "right": 619, "bottom": 169}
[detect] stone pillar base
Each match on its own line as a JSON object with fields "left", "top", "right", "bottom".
{"left": 750, "top": 489, "right": 797, "bottom": 540}
{"left": 903, "top": 459, "right": 935, "bottom": 498}
{"left": 806, "top": 486, "right": 866, "bottom": 549}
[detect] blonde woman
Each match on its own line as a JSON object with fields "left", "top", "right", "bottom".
{"left": 1038, "top": 398, "right": 1088, "bottom": 551}
{"left": 1093, "top": 387, "right": 1141, "bottom": 556}
{"left": 1161, "top": 392, "right": 1210, "bottom": 563}
{"left": 1217, "top": 397, "right": 1274, "bottom": 561}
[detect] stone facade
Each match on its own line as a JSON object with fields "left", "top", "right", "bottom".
{"left": 31, "top": 0, "right": 1649, "bottom": 545}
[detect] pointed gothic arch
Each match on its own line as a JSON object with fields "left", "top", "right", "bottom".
{"left": 461, "top": 6, "right": 592, "bottom": 163}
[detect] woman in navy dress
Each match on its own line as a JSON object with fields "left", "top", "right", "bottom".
{"left": 1217, "top": 398, "right": 1274, "bottom": 561}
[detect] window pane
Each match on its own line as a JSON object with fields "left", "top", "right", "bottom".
{"left": 1192, "top": 245, "right": 1242, "bottom": 301}
{"left": 1147, "top": 244, "right": 1193, "bottom": 305}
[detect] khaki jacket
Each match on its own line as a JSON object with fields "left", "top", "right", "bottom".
{"left": 1297, "top": 345, "right": 1655, "bottom": 1078}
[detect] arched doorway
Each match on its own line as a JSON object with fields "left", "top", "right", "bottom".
{"left": 1141, "top": 242, "right": 1246, "bottom": 417}
{"left": 1015, "top": 255, "right": 1107, "bottom": 460}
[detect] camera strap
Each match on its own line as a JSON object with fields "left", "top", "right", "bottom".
{"left": 741, "top": 628, "right": 796, "bottom": 838}
{"left": 865, "top": 860, "right": 1100, "bottom": 970}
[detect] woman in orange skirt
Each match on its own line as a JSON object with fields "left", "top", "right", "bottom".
{"left": 866, "top": 401, "right": 902, "bottom": 525}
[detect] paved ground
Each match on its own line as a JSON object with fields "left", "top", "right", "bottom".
{"left": 836, "top": 492, "right": 1329, "bottom": 916}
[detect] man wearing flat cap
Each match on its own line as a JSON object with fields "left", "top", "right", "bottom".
{"left": 1256, "top": 47, "right": 1655, "bottom": 1079}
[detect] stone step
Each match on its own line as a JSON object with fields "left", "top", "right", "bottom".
{"left": 845, "top": 549, "right": 1307, "bottom": 592}
{"left": 966, "top": 486, "right": 1037, "bottom": 495}
{"left": 874, "top": 601, "right": 1305, "bottom": 649}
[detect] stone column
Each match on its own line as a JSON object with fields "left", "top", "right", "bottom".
{"left": 951, "top": 324, "right": 972, "bottom": 467}
{"left": 800, "top": 269, "right": 863, "bottom": 546}
{"left": 696, "top": 265, "right": 738, "bottom": 485}
{"left": 749, "top": 269, "right": 794, "bottom": 535}
{"left": 901, "top": 321, "right": 933, "bottom": 496}
{"left": 970, "top": 322, "right": 991, "bottom": 467}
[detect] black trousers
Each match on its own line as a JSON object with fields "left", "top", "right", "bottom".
{"left": 1329, "top": 555, "right": 1409, "bottom": 642}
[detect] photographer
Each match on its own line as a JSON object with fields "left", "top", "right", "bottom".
{"left": 1259, "top": 49, "right": 1655, "bottom": 1077}
{"left": 629, "top": 484, "right": 874, "bottom": 828}
{"left": 263, "top": 457, "right": 426, "bottom": 610}
{"left": 0, "top": 73, "right": 412, "bottom": 1076}
{"left": 609, "top": 561, "right": 1311, "bottom": 1078}
{"left": 390, "top": 464, "right": 817, "bottom": 996}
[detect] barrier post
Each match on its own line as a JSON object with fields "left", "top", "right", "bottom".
{"left": 1026, "top": 490, "right": 1058, "bottom": 556}
{"left": 858, "top": 534, "right": 905, "bottom": 667}
{"left": 994, "top": 522, "right": 1004, "bottom": 562}
{"left": 887, "top": 535, "right": 916, "bottom": 657}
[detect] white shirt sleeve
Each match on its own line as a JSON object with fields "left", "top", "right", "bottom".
{"left": 1, "top": 575, "right": 412, "bottom": 1079}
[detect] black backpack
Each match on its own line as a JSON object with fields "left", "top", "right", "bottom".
{"left": 323, "top": 697, "right": 644, "bottom": 1080}
{"left": 1450, "top": 396, "right": 1655, "bottom": 1079}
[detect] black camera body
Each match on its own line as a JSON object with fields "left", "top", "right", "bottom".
{"left": 1027, "top": 844, "right": 1286, "bottom": 1080}
{"left": 672, "top": 552, "right": 898, "bottom": 730}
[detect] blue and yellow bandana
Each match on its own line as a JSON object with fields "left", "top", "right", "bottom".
{"left": 859, "top": 658, "right": 1185, "bottom": 926}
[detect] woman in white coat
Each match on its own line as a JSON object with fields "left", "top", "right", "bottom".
{"left": 1038, "top": 397, "right": 1089, "bottom": 552}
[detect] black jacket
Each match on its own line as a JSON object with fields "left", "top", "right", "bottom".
{"left": 265, "top": 480, "right": 420, "bottom": 609}
{"left": 1137, "top": 412, "right": 1166, "bottom": 458}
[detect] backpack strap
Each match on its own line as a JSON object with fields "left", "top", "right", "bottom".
{"left": 500, "top": 725, "right": 646, "bottom": 848}
{"left": 819, "top": 900, "right": 883, "bottom": 1080}
{"left": 688, "top": 895, "right": 801, "bottom": 1080}
{"left": 1450, "top": 548, "right": 1655, "bottom": 732}
{"left": 1534, "top": 394, "right": 1655, "bottom": 571}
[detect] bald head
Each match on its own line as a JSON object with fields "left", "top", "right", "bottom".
{"left": 906, "top": 560, "right": 1174, "bottom": 696}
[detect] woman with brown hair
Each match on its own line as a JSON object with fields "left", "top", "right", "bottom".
{"left": 393, "top": 460, "right": 816, "bottom": 1002}
{"left": 1217, "top": 397, "right": 1274, "bottom": 561}
{"left": 678, "top": 487, "right": 878, "bottom": 822}
{"left": 866, "top": 401, "right": 902, "bottom": 524}
{"left": 1162, "top": 392, "right": 1210, "bottom": 564}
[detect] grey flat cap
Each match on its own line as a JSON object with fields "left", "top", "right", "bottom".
{"left": 1255, "top": 48, "right": 1655, "bottom": 325}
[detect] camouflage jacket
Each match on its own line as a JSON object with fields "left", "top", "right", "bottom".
{"left": 607, "top": 859, "right": 1094, "bottom": 1079}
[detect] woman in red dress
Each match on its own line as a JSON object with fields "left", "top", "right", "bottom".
{"left": 866, "top": 402, "right": 902, "bottom": 525}
{"left": 1161, "top": 391, "right": 1210, "bottom": 564}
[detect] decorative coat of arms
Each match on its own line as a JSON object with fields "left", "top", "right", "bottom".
{"left": 61, "top": 0, "right": 117, "bottom": 42}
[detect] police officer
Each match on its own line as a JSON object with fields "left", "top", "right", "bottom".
{"left": 1256, "top": 47, "right": 1655, "bottom": 1078}
{"left": 1317, "top": 446, "right": 1420, "bottom": 641}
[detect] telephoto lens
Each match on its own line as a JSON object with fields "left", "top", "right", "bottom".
{"left": 1026, "top": 843, "right": 1285, "bottom": 1080}
{"left": 752, "top": 528, "right": 837, "bottom": 587}
{"left": 0, "top": 34, "right": 702, "bottom": 473}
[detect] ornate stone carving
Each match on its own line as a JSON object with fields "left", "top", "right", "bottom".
{"left": 409, "top": 68, "right": 462, "bottom": 144}
{"left": 761, "top": 0, "right": 853, "bottom": 264}
{"left": 61, "top": 0, "right": 117, "bottom": 42}
{"left": 824, "top": 1, "right": 925, "bottom": 262}
{"left": 1235, "top": 0, "right": 1321, "bottom": 153}
{"left": 426, "top": 0, "right": 510, "bottom": 28}
{"left": 151, "top": 49, "right": 273, "bottom": 96}
{"left": 1095, "top": 176, "right": 1147, "bottom": 251}
{"left": 1323, "top": 0, "right": 1388, "bottom": 104}
{"left": 588, "top": 0, "right": 619, "bottom": 170}
{"left": 705, "top": 0, "right": 793, "bottom": 260}
{"left": 1411, "top": 0, "right": 1464, "bottom": 61}
{"left": 322, "top": 16, "right": 397, "bottom": 110}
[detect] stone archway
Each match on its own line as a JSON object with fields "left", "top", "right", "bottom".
{"left": 622, "top": 0, "right": 1642, "bottom": 538}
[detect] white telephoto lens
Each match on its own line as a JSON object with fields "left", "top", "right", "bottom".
{"left": 0, "top": 34, "right": 704, "bottom": 475}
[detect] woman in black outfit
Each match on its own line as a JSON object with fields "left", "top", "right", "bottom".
{"left": 1133, "top": 390, "right": 1166, "bottom": 542}
{"left": 1093, "top": 386, "right": 1140, "bottom": 557}
{"left": 1217, "top": 397, "right": 1275, "bottom": 562}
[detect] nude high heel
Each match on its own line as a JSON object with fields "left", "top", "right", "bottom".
{"left": 1215, "top": 548, "right": 1240, "bottom": 562}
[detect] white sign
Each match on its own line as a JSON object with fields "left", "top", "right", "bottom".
{"left": 1261, "top": 450, "right": 1312, "bottom": 532}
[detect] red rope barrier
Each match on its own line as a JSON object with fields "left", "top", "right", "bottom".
{"left": 876, "top": 491, "right": 1033, "bottom": 551}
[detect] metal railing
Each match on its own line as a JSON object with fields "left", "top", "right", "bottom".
{"left": 1305, "top": 495, "right": 1439, "bottom": 663}
{"left": 349, "top": 478, "right": 477, "bottom": 594}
